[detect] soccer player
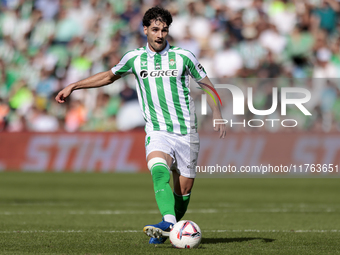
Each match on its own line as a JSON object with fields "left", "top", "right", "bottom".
{"left": 55, "top": 6, "right": 226, "bottom": 244}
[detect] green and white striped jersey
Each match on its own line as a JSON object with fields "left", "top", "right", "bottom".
{"left": 111, "top": 42, "right": 206, "bottom": 135}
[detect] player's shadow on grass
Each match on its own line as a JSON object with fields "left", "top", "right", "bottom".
{"left": 201, "top": 237, "right": 275, "bottom": 244}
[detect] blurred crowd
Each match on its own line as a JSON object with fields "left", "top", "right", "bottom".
{"left": 1, "top": 0, "right": 340, "bottom": 133}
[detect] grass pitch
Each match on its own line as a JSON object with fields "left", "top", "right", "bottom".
{"left": 0, "top": 173, "right": 340, "bottom": 254}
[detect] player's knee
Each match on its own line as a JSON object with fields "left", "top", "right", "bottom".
{"left": 180, "top": 187, "right": 192, "bottom": 195}
{"left": 147, "top": 157, "right": 167, "bottom": 171}
{"left": 175, "top": 176, "right": 194, "bottom": 195}
{"left": 175, "top": 185, "right": 192, "bottom": 196}
{"left": 148, "top": 157, "right": 170, "bottom": 183}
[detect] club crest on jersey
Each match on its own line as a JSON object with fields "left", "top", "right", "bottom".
{"left": 139, "top": 70, "right": 178, "bottom": 79}
{"left": 169, "top": 59, "right": 175, "bottom": 66}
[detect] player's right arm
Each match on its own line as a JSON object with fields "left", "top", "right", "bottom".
{"left": 55, "top": 70, "right": 120, "bottom": 103}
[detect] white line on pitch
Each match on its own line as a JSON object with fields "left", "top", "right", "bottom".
{"left": 0, "top": 208, "right": 338, "bottom": 215}
{"left": 0, "top": 202, "right": 157, "bottom": 207}
{"left": 0, "top": 230, "right": 339, "bottom": 234}
{"left": 205, "top": 230, "right": 340, "bottom": 233}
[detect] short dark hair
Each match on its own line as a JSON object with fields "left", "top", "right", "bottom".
{"left": 142, "top": 6, "right": 172, "bottom": 27}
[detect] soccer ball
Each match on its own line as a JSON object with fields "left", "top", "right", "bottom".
{"left": 169, "top": 220, "right": 202, "bottom": 249}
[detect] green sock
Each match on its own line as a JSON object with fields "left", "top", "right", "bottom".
{"left": 151, "top": 163, "right": 176, "bottom": 217}
{"left": 174, "top": 192, "right": 191, "bottom": 221}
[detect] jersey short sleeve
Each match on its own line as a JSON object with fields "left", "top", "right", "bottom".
{"left": 111, "top": 51, "right": 136, "bottom": 77}
{"left": 183, "top": 51, "right": 207, "bottom": 82}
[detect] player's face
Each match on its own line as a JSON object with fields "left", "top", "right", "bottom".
{"left": 144, "top": 19, "right": 169, "bottom": 52}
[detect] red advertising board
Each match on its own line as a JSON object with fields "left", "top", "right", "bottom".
{"left": 0, "top": 131, "right": 339, "bottom": 174}
{"left": 0, "top": 132, "right": 147, "bottom": 172}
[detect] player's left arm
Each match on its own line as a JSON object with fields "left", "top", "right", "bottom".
{"left": 184, "top": 51, "right": 226, "bottom": 138}
{"left": 197, "top": 76, "right": 227, "bottom": 138}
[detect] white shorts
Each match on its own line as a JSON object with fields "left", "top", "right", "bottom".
{"left": 145, "top": 130, "right": 200, "bottom": 178}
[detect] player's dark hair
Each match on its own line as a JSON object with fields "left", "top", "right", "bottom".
{"left": 142, "top": 6, "right": 172, "bottom": 27}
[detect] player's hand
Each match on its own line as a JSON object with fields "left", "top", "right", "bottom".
{"left": 212, "top": 111, "right": 227, "bottom": 139}
{"left": 55, "top": 86, "right": 73, "bottom": 103}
